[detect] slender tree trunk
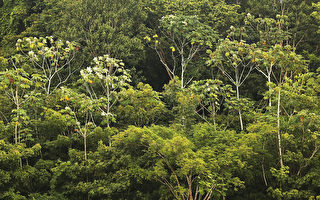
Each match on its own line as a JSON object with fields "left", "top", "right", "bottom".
{"left": 14, "top": 121, "right": 18, "bottom": 144}
{"left": 84, "top": 133, "right": 87, "bottom": 161}
{"left": 181, "top": 53, "right": 185, "bottom": 89}
{"left": 235, "top": 68, "right": 244, "bottom": 131}
{"left": 47, "top": 77, "right": 52, "bottom": 95}
{"left": 262, "top": 141, "right": 268, "bottom": 186}
{"left": 267, "top": 73, "right": 272, "bottom": 107}
{"left": 277, "top": 82, "right": 284, "bottom": 168}
{"left": 236, "top": 85, "right": 244, "bottom": 131}
{"left": 84, "top": 112, "right": 88, "bottom": 161}
{"left": 15, "top": 89, "right": 22, "bottom": 167}
{"left": 212, "top": 104, "right": 216, "bottom": 131}
{"left": 106, "top": 80, "right": 110, "bottom": 127}
{"left": 14, "top": 89, "right": 19, "bottom": 144}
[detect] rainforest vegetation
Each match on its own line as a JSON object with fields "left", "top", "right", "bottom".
{"left": 1, "top": 0, "right": 320, "bottom": 199}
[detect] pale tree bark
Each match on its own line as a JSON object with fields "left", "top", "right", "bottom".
{"left": 277, "top": 71, "right": 284, "bottom": 168}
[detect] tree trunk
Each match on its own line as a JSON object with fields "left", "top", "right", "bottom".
{"left": 84, "top": 133, "right": 87, "bottom": 161}
{"left": 14, "top": 89, "right": 19, "bottom": 144}
{"left": 14, "top": 121, "right": 18, "bottom": 144}
{"left": 267, "top": 73, "right": 272, "bottom": 107}
{"left": 212, "top": 104, "right": 216, "bottom": 131}
{"left": 15, "top": 89, "right": 22, "bottom": 167}
{"left": 106, "top": 79, "right": 110, "bottom": 127}
{"left": 181, "top": 53, "right": 185, "bottom": 89}
{"left": 235, "top": 67, "right": 244, "bottom": 131}
{"left": 47, "top": 79, "right": 51, "bottom": 95}
{"left": 236, "top": 85, "right": 244, "bottom": 131}
{"left": 262, "top": 141, "right": 268, "bottom": 186}
{"left": 277, "top": 83, "right": 284, "bottom": 168}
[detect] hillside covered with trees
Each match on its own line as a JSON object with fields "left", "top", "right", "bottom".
{"left": 1, "top": 0, "right": 320, "bottom": 199}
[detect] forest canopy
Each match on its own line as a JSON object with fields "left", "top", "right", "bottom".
{"left": 0, "top": 0, "right": 320, "bottom": 199}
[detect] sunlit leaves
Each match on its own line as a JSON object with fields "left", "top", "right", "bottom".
{"left": 146, "top": 14, "right": 217, "bottom": 87}
{"left": 116, "top": 83, "right": 166, "bottom": 127}
{"left": 15, "top": 36, "right": 77, "bottom": 94}
{"left": 312, "top": 2, "right": 320, "bottom": 33}
{"left": 190, "top": 79, "right": 234, "bottom": 125}
{"left": 80, "top": 54, "right": 131, "bottom": 127}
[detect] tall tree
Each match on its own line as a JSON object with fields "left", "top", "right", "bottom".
{"left": 16, "top": 36, "right": 77, "bottom": 95}
{"left": 243, "top": 0, "right": 319, "bottom": 54}
{"left": 0, "top": 60, "right": 43, "bottom": 146}
{"left": 270, "top": 45, "right": 306, "bottom": 168}
{"left": 146, "top": 15, "right": 217, "bottom": 88}
{"left": 207, "top": 35, "right": 257, "bottom": 131}
{"left": 80, "top": 55, "right": 131, "bottom": 127}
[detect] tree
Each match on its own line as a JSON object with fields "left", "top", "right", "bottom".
{"left": 143, "top": 0, "right": 240, "bottom": 34}
{"left": 248, "top": 71, "right": 320, "bottom": 199}
{"left": 116, "top": 83, "right": 166, "bottom": 127}
{"left": 270, "top": 45, "right": 306, "bottom": 168}
{"left": 162, "top": 78, "right": 200, "bottom": 128}
{"left": 242, "top": 11, "right": 308, "bottom": 169}
{"left": 0, "top": 66, "right": 43, "bottom": 146}
{"left": 242, "top": 0, "right": 319, "bottom": 54}
{"left": 207, "top": 36, "right": 257, "bottom": 131}
{"left": 111, "top": 124, "right": 253, "bottom": 200}
{"left": 146, "top": 15, "right": 217, "bottom": 88}
{"left": 279, "top": 72, "right": 320, "bottom": 174}
{"left": 43, "top": 0, "right": 147, "bottom": 67}
{"left": 0, "top": 140, "right": 41, "bottom": 198}
{"left": 59, "top": 87, "right": 98, "bottom": 161}
{"left": 16, "top": 36, "right": 77, "bottom": 95}
{"left": 80, "top": 54, "right": 131, "bottom": 127}
{"left": 189, "top": 79, "right": 234, "bottom": 128}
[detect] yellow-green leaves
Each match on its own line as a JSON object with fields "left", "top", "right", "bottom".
{"left": 312, "top": 2, "right": 320, "bottom": 33}
{"left": 116, "top": 83, "right": 166, "bottom": 127}
{"left": 144, "top": 36, "right": 151, "bottom": 42}
{"left": 147, "top": 15, "right": 218, "bottom": 88}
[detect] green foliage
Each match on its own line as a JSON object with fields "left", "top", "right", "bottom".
{"left": 312, "top": 2, "right": 320, "bottom": 33}
{"left": 110, "top": 124, "right": 253, "bottom": 199}
{"left": 0, "top": 67, "right": 44, "bottom": 144}
{"left": 43, "top": 0, "right": 148, "bottom": 67}
{"left": 147, "top": 14, "right": 217, "bottom": 88}
{"left": 0, "top": 0, "right": 320, "bottom": 199}
{"left": 0, "top": 140, "right": 41, "bottom": 198}
{"left": 15, "top": 36, "right": 77, "bottom": 94}
{"left": 80, "top": 54, "right": 131, "bottom": 127}
{"left": 162, "top": 78, "right": 200, "bottom": 128}
{"left": 116, "top": 83, "right": 166, "bottom": 127}
{"left": 243, "top": 0, "right": 319, "bottom": 54}
{"left": 244, "top": 13, "right": 291, "bottom": 45}
{"left": 0, "top": 0, "right": 45, "bottom": 56}
{"left": 207, "top": 38, "right": 257, "bottom": 86}
{"left": 143, "top": 0, "right": 240, "bottom": 33}
{"left": 207, "top": 36, "right": 257, "bottom": 130}
{"left": 190, "top": 79, "right": 234, "bottom": 126}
